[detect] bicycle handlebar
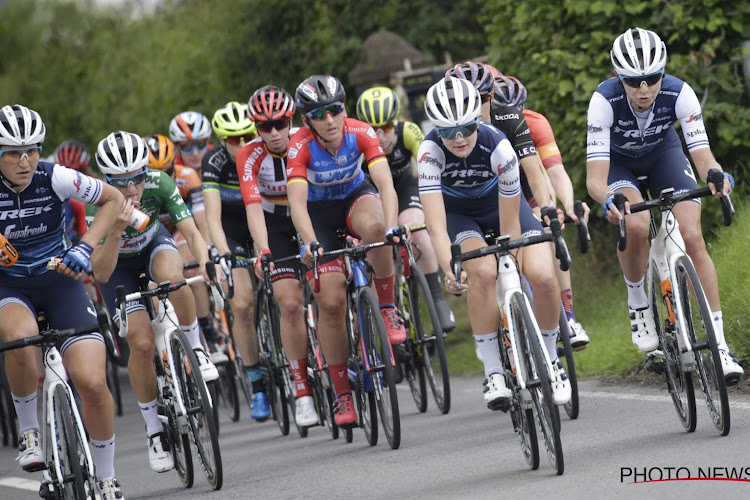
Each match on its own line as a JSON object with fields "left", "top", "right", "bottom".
{"left": 0, "top": 310, "right": 110, "bottom": 353}
{"left": 566, "top": 200, "right": 589, "bottom": 254}
{"left": 617, "top": 186, "right": 734, "bottom": 251}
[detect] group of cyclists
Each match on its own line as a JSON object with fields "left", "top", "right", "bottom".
{"left": 0, "top": 26, "right": 743, "bottom": 498}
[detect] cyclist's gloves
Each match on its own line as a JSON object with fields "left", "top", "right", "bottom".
{"left": 707, "top": 168, "right": 734, "bottom": 191}
{"left": 61, "top": 241, "right": 93, "bottom": 274}
{"left": 218, "top": 253, "right": 232, "bottom": 277}
{"left": 602, "top": 193, "right": 616, "bottom": 219}
{"left": 300, "top": 241, "right": 317, "bottom": 261}
{"left": 255, "top": 249, "right": 272, "bottom": 275}
{"left": 385, "top": 226, "right": 402, "bottom": 244}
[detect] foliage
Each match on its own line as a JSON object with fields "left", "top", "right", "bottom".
{"left": 0, "top": 0, "right": 486, "bottom": 153}
{"left": 483, "top": 0, "right": 750, "bottom": 211}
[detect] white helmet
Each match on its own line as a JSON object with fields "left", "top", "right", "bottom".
{"left": 611, "top": 27, "right": 667, "bottom": 77}
{"left": 424, "top": 77, "right": 481, "bottom": 128}
{"left": 0, "top": 105, "right": 46, "bottom": 146}
{"left": 96, "top": 131, "right": 150, "bottom": 175}
{"left": 168, "top": 111, "right": 212, "bottom": 142}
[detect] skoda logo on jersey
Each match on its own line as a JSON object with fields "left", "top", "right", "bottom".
{"left": 337, "top": 155, "right": 347, "bottom": 165}
{"left": 289, "top": 147, "right": 298, "bottom": 159}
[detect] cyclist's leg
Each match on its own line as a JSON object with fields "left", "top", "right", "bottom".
{"left": 348, "top": 186, "right": 406, "bottom": 344}
{"left": 0, "top": 288, "right": 42, "bottom": 470}
{"left": 175, "top": 230, "right": 213, "bottom": 350}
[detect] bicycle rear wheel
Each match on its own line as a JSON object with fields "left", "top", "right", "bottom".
{"left": 557, "top": 311, "right": 579, "bottom": 420}
{"left": 0, "top": 354, "right": 18, "bottom": 447}
{"left": 257, "top": 292, "right": 289, "bottom": 434}
{"left": 170, "top": 329, "right": 223, "bottom": 490}
{"left": 648, "top": 261, "right": 696, "bottom": 432}
{"left": 51, "top": 384, "right": 90, "bottom": 499}
{"left": 397, "top": 271, "right": 427, "bottom": 413}
{"left": 359, "top": 287, "right": 400, "bottom": 450}
{"left": 511, "top": 292, "right": 564, "bottom": 475}
{"left": 674, "top": 256, "right": 729, "bottom": 436}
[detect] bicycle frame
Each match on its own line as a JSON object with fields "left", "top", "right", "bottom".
{"left": 42, "top": 346, "right": 95, "bottom": 488}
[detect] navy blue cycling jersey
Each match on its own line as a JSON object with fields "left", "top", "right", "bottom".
{"left": 0, "top": 161, "right": 103, "bottom": 277}
{"left": 417, "top": 121, "right": 520, "bottom": 200}
{"left": 587, "top": 75, "right": 709, "bottom": 161}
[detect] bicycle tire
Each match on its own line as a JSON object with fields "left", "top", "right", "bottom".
{"left": 306, "top": 318, "right": 339, "bottom": 439}
{"left": 170, "top": 329, "right": 223, "bottom": 490}
{"left": 397, "top": 270, "right": 427, "bottom": 413}
{"left": 648, "top": 260, "right": 696, "bottom": 432}
{"left": 409, "top": 266, "right": 450, "bottom": 414}
{"left": 207, "top": 381, "right": 220, "bottom": 436}
{"left": 511, "top": 291, "right": 564, "bottom": 475}
{"left": 557, "top": 311, "right": 579, "bottom": 420}
{"left": 233, "top": 350, "right": 254, "bottom": 417}
{"left": 360, "top": 287, "right": 400, "bottom": 450}
{"left": 0, "top": 354, "right": 18, "bottom": 447}
{"left": 105, "top": 357, "right": 123, "bottom": 418}
{"left": 674, "top": 256, "right": 730, "bottom": 436}
{"left": 51, "top": 384, "right": 88, "bottom": 499}
{"left": 220, "top": 362, "right": 241, "bottom": 423}
{"left": 257, "top": 291, "right": 289, "bottom": 434}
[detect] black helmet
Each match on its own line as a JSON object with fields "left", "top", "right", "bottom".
{"left": 295, "top": 75, "right": 346, "bottom": 114}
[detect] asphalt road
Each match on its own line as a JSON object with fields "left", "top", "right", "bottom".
{"left": 1, "top": 372, "right": 749, "bottom": 499}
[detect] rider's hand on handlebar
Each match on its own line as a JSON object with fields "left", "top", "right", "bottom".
{"left": 603, "top": 193, "right": 628, "bottom": 225}
{"left": 385, "top": 225, "right": 409, "bottom": 245}
{"left": 707, "top": 168, "right": 734, "bottom": 198}
{"left": 565, "top": 202, "right": 590, "bottom": 225}
{"left": 541, "top": 206, "right": 565, "bottom": 229}
{"left": 300, "top": 241, "right": 322, "bottom": 266}
{"left": 254, "top": 249, "right": 274, "bottom": 280}
{"left": 443, "top": 269, "right": 468, "bottom": 296}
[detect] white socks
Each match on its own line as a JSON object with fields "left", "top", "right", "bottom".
{"left": 12, "top": 391, "right": 39, "bottom": 434}
{"left": 90, "top": 434, "right": 116, "bottom": 481}
{"left": 180, "top": 319, "right": 202, "bottom": 350}
{"left": 138, "top": 398, "right": 163, "bottom": 437}
{"left": 474, "top": 332, "right": 503, "bottom": 377}
{"left": 625, "top": 275, "right": 648, "bottom": 310}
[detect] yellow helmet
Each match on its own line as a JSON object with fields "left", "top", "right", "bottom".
{"left": 356, "top": 87, "right": 401, "bottom": 127}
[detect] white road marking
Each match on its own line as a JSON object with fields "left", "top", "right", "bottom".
{"left": 581, "top": 390, "right": 750, "bottom": 410}
{"left": 0, "top": 476, "right": 41, "bottom": 491}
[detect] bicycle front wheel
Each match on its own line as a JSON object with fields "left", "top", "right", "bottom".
{"left": 557, "top": 311, "right": 579, "bottom": 420}
{"left": 359, "top": 287, "right": 400, "bottom": 450}
{"left": 50, "top": 384, "right": 89, "bottom": 499}
{"left": 674, "top": 256, "right": 730, "bottom": 436}
{"left": 511, "top": 292, "right": 564, "bottom": 475}
{"left": 408, "top": 266, "right": 450, "bottom": 414}
{"left": 170, "top": 329, "right": 223, "bottom": 490}
{"left": 648, "top": 260, "right": 696, "bottom": 432}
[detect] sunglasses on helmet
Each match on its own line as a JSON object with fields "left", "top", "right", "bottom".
{"left": 435, "top": 121, "right": 479, "bottom": 140}
{"left": 256, "top": 119, "right": 291, "bottom": 134}
{"left": 619, "top": 71, "right": 664, "bottom": 88}
{"left": 305, "top": 102, "right": 345, "bottom": 121}
{"left": 223, "top": 132, "right": 257, "bottom": 146}
{"left": 105, "top": 170, "right": 148, "bottom": 188}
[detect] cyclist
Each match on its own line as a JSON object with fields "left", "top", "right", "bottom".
{"left": 169, "top": 111, "right": 213, "bottom": 172}
{"left": 287, "top": 75, "right": 407, "bottom": 428}
{"left": 203, "top": 101, "right": 271, "bottom": 421}
{"left": 87, "top": 131, "right": 217, "bottom": 474}
{"left": 417, "top": 78, "right": 571, "bottom": 409}
{"left": 0, "top": 105, "right": 125, "bottom": 498}
{"left": 355, "top": 86, "right": 456, "bottom": 332}
{"left": 143, "top": 133, "right": 219, "bottom": 361}
{"left": 586, "top": 27, "right": 742, "bottom": 382}
{"left": 238, "top": 85, "right": 318, "bottom": 427}
{"left": 52, "top": 140, "right": 91, "bottom": 243}
{"left": 494, "top": 75, "right": 591, "bottom": 349}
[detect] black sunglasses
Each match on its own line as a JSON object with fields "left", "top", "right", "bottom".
{"left": 619, "top": 71, "right": 664, "bottom": 88}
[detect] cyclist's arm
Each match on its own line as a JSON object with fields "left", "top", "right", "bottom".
{"left": 547, "top": 164, "right": 575, "bottom": 214}
{"left": 690, "top": 148, "right": 731, "bottom": 195}
{"left": 203, "top": 189, "right": 230, "bottom": 254}
{"left": 499, "top": 193, "right": 522, "bottom": 264}
{"left": 245, "top": 203, "right": 270, "bottom": 252}
{"left": 89, "top": 200, "right": 132, "bottom": 283}
{"left": 175, "top": 217, "right": 210, "bottom": 269}
{"left": 81, "top": 183, "right": 124, "bottom": 253}
{"left": 368, "top": 158, "right": 399, "bottom": 229}
{"left": 520, "top": 155, "right": 553, "bottom": 213}
{"left": 420, "top": 192, "right": 452, "bottom": 274}
{"left": 287, "top": 180, "right": 317, "bottom": 245}
{"left": 186, "top": 185, "right": 211, "bottom": 245}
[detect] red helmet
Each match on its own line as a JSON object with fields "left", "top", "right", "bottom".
{"left": 248, "top": 85, "right": 295, "bottom": 122}
{"left": 55, "top": 140, "right": 91, "bottom": 171}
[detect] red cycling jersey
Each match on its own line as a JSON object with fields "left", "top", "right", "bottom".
{"left": 522, "top": 109, "right": 563, "bottom": 170}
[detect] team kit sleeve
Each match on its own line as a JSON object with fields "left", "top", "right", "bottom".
{"left": 159, "top": 172, "right": 193, "bottom": 224}
{"left": 675, "top": 83, "right": 710, "bottom": 152}
{"left": 355, "top": 125, "right": 387, "bottom": 169}
{"left": 586, "top": 91, "right": 614, "bottom": 162}
{"left": 287, "top": 129, "right": 314, "bottom": 186}
{"left": 402, "top": 121, "right": 425, "bottom": 159}
{"left": 491, "top": 139, "right": 522, "bottom": 197}
{"left": 416, "top": 138, "right": 445, "bottom": 195}
{"left": 236, "top": 142, "right": 263, "bottom": 206}
{"left": 51, "top": 165, "right": 103, "bottom": 204}
{"left": 526, "top": 112, "right": 563, "bottom": 169}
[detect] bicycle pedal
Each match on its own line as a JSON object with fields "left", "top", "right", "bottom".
{"left": 725, "top": 374, "right": 741, "bottom": 387}
{"left": 572, "top": 344, "right": 588, "bottom": 352}
{"left": 644, "top": 355, "right": 665, "bottom": 376}
{"left": 22, "top": 462, "right": 47, "bottom": 473}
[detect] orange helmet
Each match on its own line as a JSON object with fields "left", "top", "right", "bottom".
{"left": 143, "top": 134, "right": 175, "bottom": 170}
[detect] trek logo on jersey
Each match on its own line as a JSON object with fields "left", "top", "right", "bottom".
{"left": 614, "top": 124, "right": 672, "bottom": 137}
{"left": 0, "top": 203, "right": 54, "bottom": 220}
{"left": 686, "top": 112, "right": 702, "bottom": 123}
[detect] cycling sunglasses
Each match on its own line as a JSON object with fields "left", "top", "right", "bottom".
{"left": 619, "top": 71, "right": 664, "bottom": 88}
{"left": 176, "top": 139, "right": 210, "bottom": 154}
{"left": 435, "top": 121, "right": 479, "bottom": 140}
{"left": 373, "top": 122, "right": 395, "bottom": 133}
{"left": 224, "top": 132, "right": 257, "bottom": 146}
{"left": 305, "top": 102, "right": 346, "bottom": 121}
{"left": 0, "top": 145, "right": 42, "bottom": 163}
{"left": 105, "top": 170, "right": 148, "bottom": 188}
{"left": 256, "top": 119, "right": 290, "bottom": 134}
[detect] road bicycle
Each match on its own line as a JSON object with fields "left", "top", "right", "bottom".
{"left": 451, "top": 219, "right": 571, "bottom": 475}
{"left": 115, "top": 262, "right": 224, "bottom": 489}
{"left": 0, "top": 312, "right": 111, "bottom": 499}
{"left": 614, "top": 175, "right": 734, "bottom": 436}
{"left": 392, "top": 224, "right": 450, "bottom": 414}
{"left": 313, "top": 234, "right": 401, "bottom": 449}
{"left": 0, "top": 351, "right": 18, "bottom": 447}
